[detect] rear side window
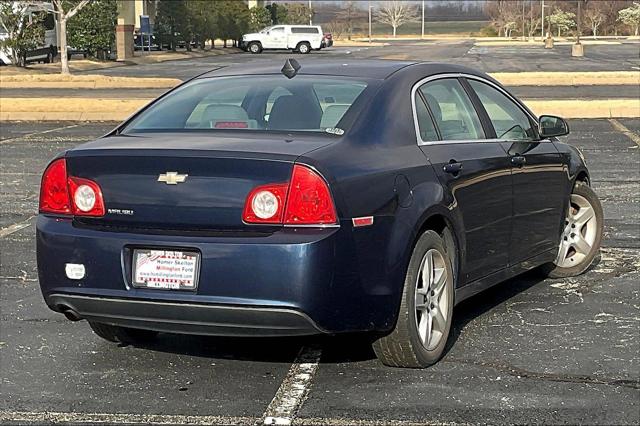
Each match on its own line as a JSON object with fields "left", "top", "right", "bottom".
{"left": 123, "top": 76, "right": 369, "bottom": 134}
{"left": 418, "top": 79, "right": 484, "bottom": 141}
{"left": 414, "top": 94, "right": 438, "bottom": 141}
{"left": 468, "top": 79, "right": 537, "bottom": 141}
{"left": 291, "top": 27, "right": 320, "bottom": 34}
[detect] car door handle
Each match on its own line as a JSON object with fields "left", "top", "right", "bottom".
{"left": 511, "top": 155, "right": 526, "bottom": 167}
{"left": 443, "top": 161, "right": 463, "bottom": 175}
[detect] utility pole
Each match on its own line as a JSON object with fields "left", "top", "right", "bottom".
{"left": 572, "top": 0, "right": 584, "bottom": 56}
{"left": 522, "top": 1, "right": 526, "bottom": 41}
{"left": 541, "top": 0, "right": 545, "bottom": 38}
{"left": 421, "top": 0, "right": 425, "bottom": 39}
{"left": 308, "top": 0, "right": 312, "bottom": 25}
{"left": 368, "top": 1, "right": 372, "bottom": 43}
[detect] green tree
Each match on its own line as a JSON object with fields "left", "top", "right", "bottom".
{"left": 67, "top": 0, "right": 116, "bottom": 60}
{"left": 216, "top": 1, "right": 249, "bottom": 47}
{"left": 188, "top": 0, "right": 217, "bottom": 49}
{"left": 249, "top": 6, "right": 271, "bottom": 32}
{"left": 548, "top": 8, "right": 576, "bottom": 37}
{"left": 154, "top": 0, "right": 185, "bottom": 50}
{"left": 0, "top": 1, "right": 45, "bottom": 66}
{"left": 266, "top": 3, "right": 288, "bottom": 25}
{"left": 618, "top": 2, "right": 640, "bottom": 35}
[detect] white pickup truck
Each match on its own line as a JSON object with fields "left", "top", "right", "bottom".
{"left": 241, "top": 25, "right": 324, "bottom": 54}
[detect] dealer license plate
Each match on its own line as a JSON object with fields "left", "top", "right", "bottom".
{"left": 132, "top": 249, "right": 199, "bottom": 290}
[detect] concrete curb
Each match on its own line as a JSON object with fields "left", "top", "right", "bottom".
{"left": 1, "top": 97, "right": 638, "bottom": 122}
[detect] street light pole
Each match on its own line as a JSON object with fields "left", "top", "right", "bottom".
{"left": 421, "top": 0, "right": 425, "bottom": 39}
{"left": 368, "top": 1, "right": 372, "bottom": 43}
{"left": 541, "top": 0, "right": 545, "bottom": 38}
{"left": 308, "top": 0, "right": 312, "bottom": 25}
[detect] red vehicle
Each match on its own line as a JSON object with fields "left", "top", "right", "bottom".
{"left": 321, "top": 32, "right": 333, "bottom": 49}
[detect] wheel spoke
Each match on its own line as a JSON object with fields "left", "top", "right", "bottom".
{"left": 556, "top": 240, "right": 571, "bottom": 263}
{"left": 573, "top": 206, "right": 594, "bottom": 227}
{"left": 433, "top": 308, "right": 446, "bottom": 332}
{"left": 574, "top": 234, "right": 592, "bottom": 255}
{"left": 418, "top": 313, "right": 430, "bottom": 344}
{"left": 415, "top": 302, "right": 428, "bottom": 311}
{"left": 422, "top": 250, "right": 433, "bottom": 290}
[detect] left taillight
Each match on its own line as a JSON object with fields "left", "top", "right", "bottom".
{"left": 39, "top": 158, "right": 105, "bottom": 217}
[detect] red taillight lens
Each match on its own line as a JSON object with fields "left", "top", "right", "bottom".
{"left": 242, "top": 165, "right": 338, "bottom": 226}
{"left": 242, "top": 183, "right": 289, "bottom": 224}
{"left": 40, "top": 159, "right": 72, "bottom": 214}
{"left": 68, "top": 176, "right": 105, "bottom": 217}
{"left": 284, "top": 165, "right": 337, "bottom": 225}
{"left": 39, "top": 158, "right": 105, "bottom": 217}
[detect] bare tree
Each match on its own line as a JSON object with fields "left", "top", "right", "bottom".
{"left": 326, "top": 19, "right": 346, "bottom": 40}
{"left": 51, "top": 0, "right": 90, "bottom": 74}
{"left": 584, "top": 1, "right": 607, "bottom": 37}
{"left": 335, "top": 1, "right": 365, "bottom": 40}
{"left": 485, "top": 0, "right": 522, "bottom": 38}
{"left": 376, "top": 1, "right": 418, "bottom": 37}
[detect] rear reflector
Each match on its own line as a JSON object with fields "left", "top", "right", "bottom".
{"left": 243, "top": 164, "right": 337, "bottom": 226}
{"left": 352, "top": 216, "right": 374, "bottom": 227}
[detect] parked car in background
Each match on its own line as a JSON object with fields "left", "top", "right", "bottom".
{"left": 321, "top": 32, "right": 333, "bottom": 49}
{"left": 241, "top": 25, "right": 324, "bottom": 54}
{"left": 0, "top": 2, "right": 57, "bottom": 65}
{"left": 37, "top": 60, "right": 603, "bottom": 368}
{"left": 134, "top": 34, "right": 161, "bottom": 51}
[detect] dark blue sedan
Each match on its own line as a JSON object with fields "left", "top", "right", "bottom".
{"left": 37, "top": 60, "right": 603, "bottom": 367}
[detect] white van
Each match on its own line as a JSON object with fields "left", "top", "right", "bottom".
{"left": 0, "top": 2, "right": 58, "bottom": 66}
{"left": 241, "top": 25, "right": 324, "bottom": 54}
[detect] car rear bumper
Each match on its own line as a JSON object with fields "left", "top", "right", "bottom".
{"left": 37, "top": 215, "right": 400, "bottom": 335}
{"left": 48, "top": 293, "right": 323, "bottom": 337}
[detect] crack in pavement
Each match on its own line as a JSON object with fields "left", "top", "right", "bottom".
{"left": 443, "top": 357, "right": 640, "bottom": 390}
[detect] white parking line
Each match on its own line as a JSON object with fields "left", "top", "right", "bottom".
{"left": 0, "top": 410, "right": 254, "bottom": 425}
{"left": 0, "top": 123, "right": 82, "bottom": 145}
{"left": 609, "top": 119, "right": 640, "bottom": 146}
{"left": 0, "top": 216, "right": 35, "bottom": 238}
{"left": 262, "top": 345, "right": 322, "bottom": 425}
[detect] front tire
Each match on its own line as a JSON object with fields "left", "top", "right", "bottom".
{"left": 89, "top": 321, "right": 158, "bottom": 344}
{"left": 247, "top": 41, "right": 262, "bottom": 54}
{"left": 544, "top": 181, "right": 603, "bottom": 278}
{"left": 297, "top": 42, "right": 311, "bottom": 54}
{"left": 373, "top": 230, "right": 454, "bottom": 368}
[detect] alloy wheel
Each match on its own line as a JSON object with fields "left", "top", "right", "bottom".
{"left": 556, "top": 193, "right": 598, "bottom": 268}
{"left": 414, "top": 248, "right": 450, "bottom": 351}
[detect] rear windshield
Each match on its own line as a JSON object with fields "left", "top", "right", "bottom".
{"left": 123, "top": 75, "right": 369, "bottom": 134}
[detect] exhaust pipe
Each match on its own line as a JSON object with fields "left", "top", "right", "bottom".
{"left": 60, "top": 307, "right": 82, "bottom": 321}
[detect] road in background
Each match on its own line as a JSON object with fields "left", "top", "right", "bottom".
{"left": 1, "top": 119, "right": 638, "bottom": 425}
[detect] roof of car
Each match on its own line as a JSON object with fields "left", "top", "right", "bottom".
{"left": 196, "top": 60, "right": 487, "bottom": 81}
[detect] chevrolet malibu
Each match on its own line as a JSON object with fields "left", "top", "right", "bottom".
{"left": 37, "top": 60, "right": 603, "bottom": 368}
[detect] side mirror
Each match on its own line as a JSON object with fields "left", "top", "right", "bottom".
{"left": 539, "top": 115, "right": 569, "bottom": 138}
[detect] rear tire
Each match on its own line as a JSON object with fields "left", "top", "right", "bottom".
{"left": 543, "top": 181, "right": 603, "bottom": 278}
{"left": 373, "top": 230, "right": 454, "bottom": 368}
{"left": 248, "top": 42, "right": 262, "bottom": 54}
{"left": 297, "top": 42, "right": 311, "bottom": 54}
{"left": 88, "top": 321, "right": 158, "bottom": 344}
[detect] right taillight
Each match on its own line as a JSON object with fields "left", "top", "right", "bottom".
{"left": 283, "top": 165, "right": 337, "bottom": 225}
{"left": 40, "top": 158, "right": 72, "bottom": 215}
{"left": 39, "top": 158, "right": 105, "bottom": 217}
{"left": 242, "top": 164, "right": 338, "bottom": 226}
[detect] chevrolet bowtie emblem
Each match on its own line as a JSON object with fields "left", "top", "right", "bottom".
{"left": 158, "top": 172, "right": 188, "bottom": 185}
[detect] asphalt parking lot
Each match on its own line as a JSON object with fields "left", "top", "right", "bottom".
{"left": 0, "top": 118, "right": 638, "bottom": 425}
